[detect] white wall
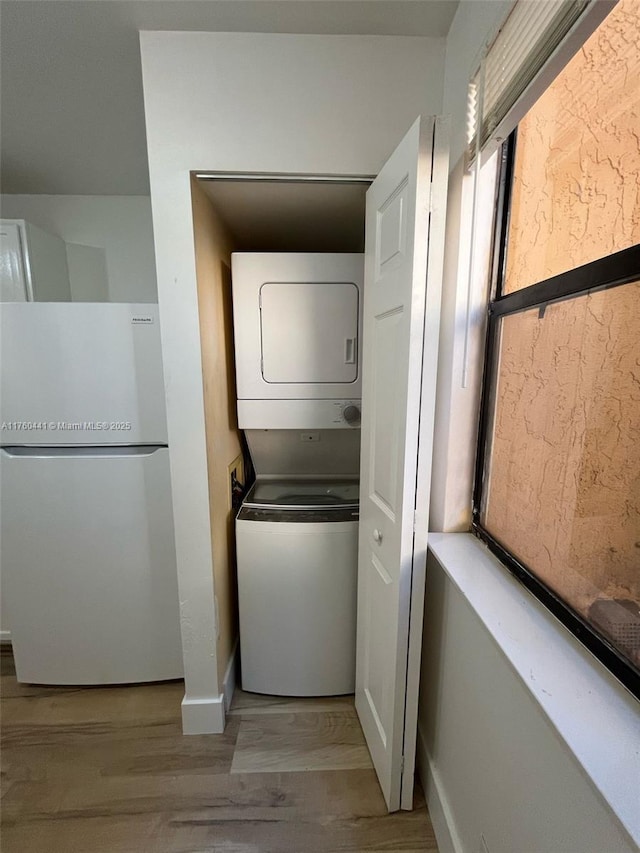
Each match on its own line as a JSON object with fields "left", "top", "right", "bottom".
{"left": 140, "top": 30, "right": 445, "bottom": 733}
{"left": 0, "top": 195, "right": 157, "bottom": 302}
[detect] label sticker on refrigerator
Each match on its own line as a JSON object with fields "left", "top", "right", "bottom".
{"left": 131, "top": 315, "right": 154, "bottom": 325}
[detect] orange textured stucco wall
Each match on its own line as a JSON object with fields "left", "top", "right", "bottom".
{"left": 504, "top": 0, "right": 640, "bottom": 293}
{"left": 483, "top": 284, "right": 640, "bottom": 663}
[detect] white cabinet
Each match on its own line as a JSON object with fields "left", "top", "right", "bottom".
{"left": 0, "top": 219, "right": 71, "bottom": 302}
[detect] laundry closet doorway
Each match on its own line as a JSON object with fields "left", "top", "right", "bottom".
{"left": 191, "top": 113, "right": 448, "bottom": 813}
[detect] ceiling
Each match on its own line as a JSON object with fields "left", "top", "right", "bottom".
{"left": 0, "top": 0, "right": 459, "bottom": 197}
{"left": 200, "top": 178, "right": 369, "bottom": 252}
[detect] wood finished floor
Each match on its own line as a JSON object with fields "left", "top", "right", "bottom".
{"left": 1, "top": 650, "right": 438, "bottom": 852}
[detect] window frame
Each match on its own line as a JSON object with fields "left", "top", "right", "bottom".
{"left": 472, "top": 131, "right": 640, "bottom": 700}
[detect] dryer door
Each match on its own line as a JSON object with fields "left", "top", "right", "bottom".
{"left": 260, "top": 281, "right": 359, "bottom": 384}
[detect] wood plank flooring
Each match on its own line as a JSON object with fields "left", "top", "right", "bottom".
{"left": 1, "top": 649, "right": 439, "bottom": 852}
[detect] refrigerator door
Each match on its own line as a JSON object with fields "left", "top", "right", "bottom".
{"left": 0, "top": 303, "right": 167, "bottom": 445}
{"left": 0, "top": 446, "right": 183, "bottom": 684}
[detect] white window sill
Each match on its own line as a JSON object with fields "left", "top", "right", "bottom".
{"left": 427, "top": 532, "right": 640, "bottom": 847}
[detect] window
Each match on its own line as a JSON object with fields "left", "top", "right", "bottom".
{"left": 474, "top": 0, "right": 640, "bottom": 697}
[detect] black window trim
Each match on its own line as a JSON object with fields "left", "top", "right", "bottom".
{"left": 472, "top": 132, "right": 640, "bottom": 701}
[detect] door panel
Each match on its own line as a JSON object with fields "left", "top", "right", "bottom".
{"left": 376, "top": 180, "right": 408, "bottom": 275}
{"left": 362, "top": 550, "right": 395, "bottom": 742}
{"left": 370, "top": 307, "right": 403, "bottom": 517}
{"left": 356, "top": 115, "right": 449, "bottom": 811}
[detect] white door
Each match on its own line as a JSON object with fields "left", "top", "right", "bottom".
{"left": 355, "top": 115, "right": 449, "bottom": 811}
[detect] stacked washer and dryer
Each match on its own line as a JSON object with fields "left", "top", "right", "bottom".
{"left": 232, "top": 253, "right": 364, "bottom": 696}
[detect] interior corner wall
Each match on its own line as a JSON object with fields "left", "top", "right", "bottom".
{"left": 190, "top": 177, "right": 242, "bottom": 690}
{"left": 0, "top": 194, "right": 158, "bottom": 302}
{"left": 140, "top": 30, "right": 445, "bottom": 732}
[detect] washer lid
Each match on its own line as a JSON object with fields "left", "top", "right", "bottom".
{"left": 243, "top": 478, "right": 359, "bottom": 510}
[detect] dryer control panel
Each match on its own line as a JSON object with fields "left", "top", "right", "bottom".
{"left": 238, "top": 398, "right": 362, "bottom": 430}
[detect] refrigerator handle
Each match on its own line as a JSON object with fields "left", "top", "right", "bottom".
{"left": 1, "top": 445, "right": 168, "bottom": 458}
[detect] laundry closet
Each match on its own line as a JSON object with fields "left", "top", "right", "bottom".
{"left": 188, "top": 114, "right": 447, "bottom": 814}
{"left": 189, "top": 174, "right": 370, "bottom": 700}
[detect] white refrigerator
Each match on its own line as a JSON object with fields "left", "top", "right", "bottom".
{"left": 0, "top": 303, "right": 183, "bottom": 684}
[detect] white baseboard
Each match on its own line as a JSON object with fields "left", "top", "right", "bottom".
{"left": 0, "top": 629, "right": 12, "bottom": 645}
{"left": 222, "top": 639, "right": 238, "bottom": 713}
{"left": 416, "top": 722, "right": 464, "bottom": 853}
{"left": 181, "top": 693, "right": 225, "bottom": 734}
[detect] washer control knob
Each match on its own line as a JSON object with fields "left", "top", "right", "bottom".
{"left": 373, "top": 529, "right": 383, "bottom": 544}
{"left": 343, "top": 404, "right": 361, "bottom": 425}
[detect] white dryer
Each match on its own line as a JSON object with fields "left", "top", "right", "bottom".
{"left": 232, "top": 252, "right": 364, "bottom": 429}
{"left": 236, "top": 478, "right": 359, "bottom": 696}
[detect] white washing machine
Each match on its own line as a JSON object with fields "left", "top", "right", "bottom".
{"left": 236, "top": 478, "right": 359, "bottom": 696}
